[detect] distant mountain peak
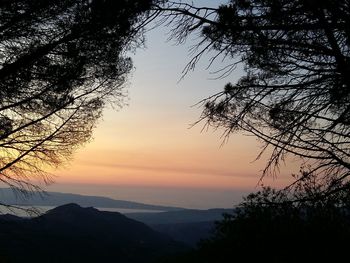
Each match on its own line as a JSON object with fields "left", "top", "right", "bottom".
{"left": 0, "top": 188, "right": 185, "bottom": 211}
{"left": 52, "top": 203, "right": 81, "bottom": 209}
{"left": 42, "top": 203, "right": 103, "bottom": 220}
{"left": 0, "top": 204, "right": 187, "bottom": 262}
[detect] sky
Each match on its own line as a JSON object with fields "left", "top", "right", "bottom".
{"left": 46, "top": 1, "right": 298, "bottom": 209}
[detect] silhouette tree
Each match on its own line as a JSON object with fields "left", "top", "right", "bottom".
{"left": 196, "top": 187, "right": 350, "bottom": 263}
{"left": 155, "top": 0, "right": 350, "bottom": 198}
{"left": 0, "top": 0, "right": 160, "bottom": 197}
{"left": 159, "top": 182, "right": 350, "bottom": 263}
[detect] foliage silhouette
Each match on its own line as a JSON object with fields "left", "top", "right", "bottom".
{"left": 159, "top": 177, "right": 350, "bottom": 263}
{"left": 155, "top": 0, "right": 350, "bottom": 198}
{"left": 0, "top": 0, "right": 160, "bottom": 197}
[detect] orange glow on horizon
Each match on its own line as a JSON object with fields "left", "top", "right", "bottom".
{"left": 51, "top": 125, "right": 296, "bottom": 191}
{"left": 47, "top": 24, "right": 300, "bottom": 195}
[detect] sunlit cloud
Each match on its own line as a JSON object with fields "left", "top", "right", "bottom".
{"left": 77, "top": 160, "right": 245, "bottom": 178}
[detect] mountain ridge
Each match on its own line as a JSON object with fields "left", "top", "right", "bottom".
{"left": 0, "top": 188, "right": 184, "bottom": 211}
{"left": 0, "top": 203, "right": 187, "bottom": 263}
{"left": 126, "top": 208, "right": 232, "bottom": 224}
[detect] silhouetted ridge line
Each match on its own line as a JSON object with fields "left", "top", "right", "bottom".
{"left": 0, "top": 188, "right": 184, "bottom": 211}
{"left": 0, "top": 204, "right": 188, "bottom": 263}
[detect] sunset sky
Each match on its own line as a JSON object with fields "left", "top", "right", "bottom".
{"left": 47, "top": 1, "right": 298, "bottom": 209}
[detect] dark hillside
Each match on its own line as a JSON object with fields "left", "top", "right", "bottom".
{"left": 0, "top": 204, "right": 187, "bottom": 263}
